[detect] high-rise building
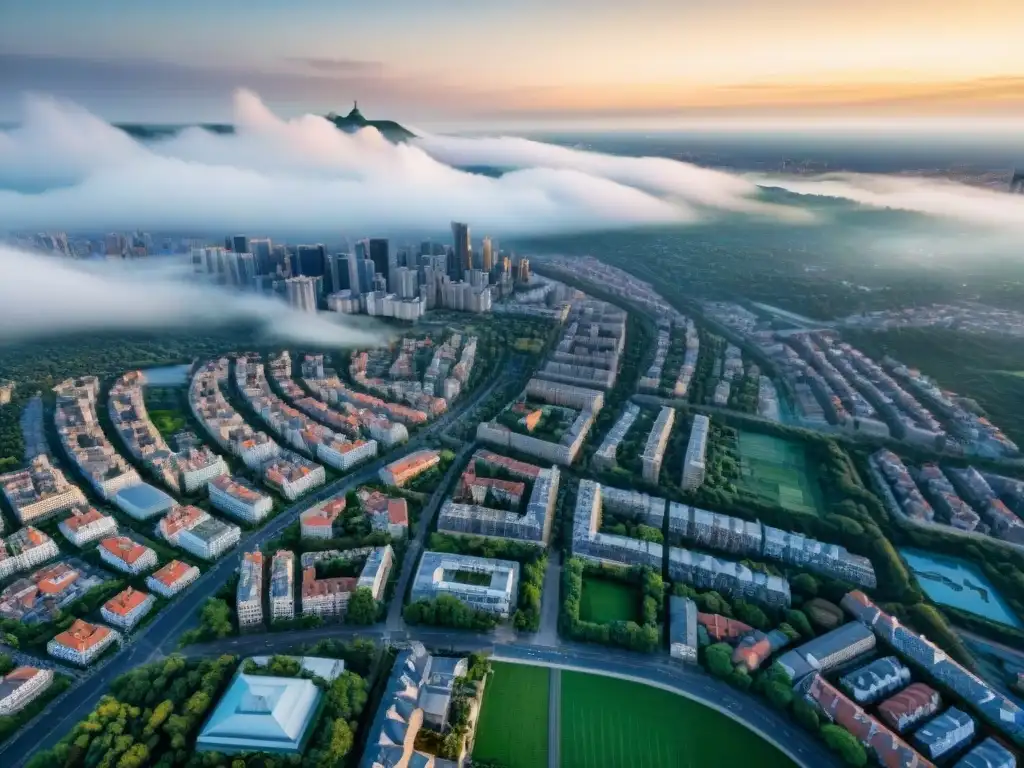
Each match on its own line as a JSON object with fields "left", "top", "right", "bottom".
{"left": 327, "top": 253, "right": 350, "bottom": 295}
{"left": 231, "top": 235, "right": 249, "bottom": 255}
{"left": 481, "top": 237, "right": 494, "bottom": 272}
{"left": 359, "top": 259, "right": 376, "bottom": 293}
{"left": 295, "top": 244, "right": 327, "bottom": 279}
{"left": 394, "top": 267, "right": 419, "bottom": 299}
{"left": 452, "top": 222, "right": 471, "bottom": 273}
{"left": 517, "top": 258, "right": 531, "bottom": 283}
{"left": 285, "top": 276, "right": 318, "bottom": 313}
{"left": 342, "top": 252, "right": 361, "bottom": 296}
{"left": 250, "top": 238, "right": 273, "bottom": 275}
{"left": 368, "top": 238, "right": 390, "bottom": 279}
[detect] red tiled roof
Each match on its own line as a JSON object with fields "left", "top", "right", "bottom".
{"left": 52, "top": 619, "right": 111, "bottom": 652}
{"left": 151, "top": 560, "right": 193, "bottom": 587}
{"left": 99, "top": 537, "right": 150, "bottom": 565}
{"left": 104, "top": 587, "right": 150, "bottom": 617}
{"left": 697, "top": 613, "right": 752, "bottom": 643}
{"left": 62, "top": 507, "right": 107, "bottom": 532}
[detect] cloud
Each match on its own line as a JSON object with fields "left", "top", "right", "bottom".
{"left": 0, "top": 243, "right": 390, "bottom": 345}
{"left": 287, "top": 57, "right": 385, "bottom": 74}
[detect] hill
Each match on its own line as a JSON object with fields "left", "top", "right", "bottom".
{"left": 325, "top": 102, "right": 416, "bottom": 141}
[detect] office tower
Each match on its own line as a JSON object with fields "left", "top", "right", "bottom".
{"left": 239, "top": 253, "right": 257, "bottom": 287}
{"left": 501, "top": 256, "right": 511, "bottom": 276}
{"left": 232, "top": 235, "right": 249, "bottom": 255}
{"left": 271, "top": 244, "right": 290, "bottom": 276}
{"left": 395, "top": 267, "right": 419, "bottom": 300}
{"left": 250, "top": 238, "right": 273, "bottom": 275}
{"left": 372, "top": 273, "right": 388, "bottom": 294}
{"left": 223, "top": 251, "right": 242, "bottom": 286}
{"left": 285, "top": 276, "right": 318, "bottom": 313}
{"left": 368, "top": 238, "right": 390, "bottom": 280}
{"left": 452, "top": 221, "right": 471, "bottom": 273}
{"left": 517, "top": 258, "right": 531, "bottom": 283}
{"left": 355, "top": 239, "right": 369, "bottom": 261}
{"left": 481, "top": 237, "right": 494, "bottom": 272}
{"left": 327, "top": 253, "right": 350, "bottom": 295}
{"left": 105, "top": 233, "right": 127, "bottom": 257}
{"left": 359, "top": 259, "right": 376, "bottom": 293}
{"left": 295, "top": 244, "right": 327, "bottom": 279}
{"left": 223, "top": 236, "right": 232, "bottom": 251}
{"left": 343, "top": 252, "right": 361, "bottom": 297}
{"left": 1012, "top": 170, "right": 1024, "bottom": 194}
{"left": 420, "top": 241, "right": 433, "bottom": 257}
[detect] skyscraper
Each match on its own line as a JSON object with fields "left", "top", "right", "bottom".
{"left": 327, "top": 253, "right": 350, "bottom": 295}
{"left": 285, "top": 276, "right": 318, "bottom": 313}
{"left": 295, "top": 244, "right": 327, "bottom": 279}
{"left": 452, "top": 222, "right": 471, "bottom": 273}
{"left": 250, "top": 238, "right": 273, "bottom": 275}
{"left": 343, "top": 253, "right": 361, "bottom": 297}
{"left": 368, "top": 239, "right": 390, "bottom": 281}
{"left": 359, "top": 259, "right": 376, "bottom": 294}
{"left": 232, "top": 235, "right": 250, "bottom": 255}
{"left": 481, "top": 237, "right": 493, "bottom": 272}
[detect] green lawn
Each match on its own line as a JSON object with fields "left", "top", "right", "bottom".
{"left": 735, "top": 431, "right": 824, "bottom": 515}
{"left": 579, "top": 578, "right": 638, "bottom": 624}
{"left": 560, "top": 672, "right": 797, "bottom": 768}
{"left": 473, "top": 663, "right": 549, "bottom": 768}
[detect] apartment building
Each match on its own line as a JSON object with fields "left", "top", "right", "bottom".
{"left": 300, "top": 497, "right": 346, "bottom": 540}
{"left": 47, "top": 619, "right": 121, "bottom": 667}
{"left": 300, "top": 567, "right": 356, "bottom": 618}
{"left": 914, "top": 708, "right": 975, "bottom": 761}
{"left": 641, "top": 407, "right": 675, "bottom": 484}
{"left": 0, "top": 455, "right": 87, "bottom": 524}
{"left": 682, "top": 415, "right": 710, "bottom": 490}
{"left": 262, "top": 450, "right": 326, "bottom": 501}
{"left": 176, "top": 447, "right": 230, "bottom": 493}
{"left": 379, "top": 449, "right": 440, "bottom": 488}
{"left": 524, "top": 377, "right": 605, "bottom": 412}
{"left": 58, "top": 507, "right": 118, "bottom": 547}
{"left": 98, "top": 536, "right": 157, "bottom": 575}
{"left": 669, "top": 596, "right": 698, "bottom": 664}
{"left": 237, "top": 551, "right": 264, "bottom": 627}
{"left": 208, "top": 475, "right": 273, "bottom": 524}
{"left": 0, "top": 667, "right": 53, "bottom": 716}
{"left": 359, "top": 489, "right": 410, "bottom": 539}
{"left": 593, "top": 402, "right": 640, "bottom": 471}
{"left": 146, "top": 560, "right": 201, "bottom": 598}
{"left": 877, "top": 684, "right": 942, "bottom": 734}
{"left": 317, "top": 437, "right": 378, "bottom": 472}
{"left": 101, "top": 587, "right": 156, "bottom": 630}
{"left": 411, "top": 551, "right": 519, "bottom": 618}
{"left": 777, "top": 622, "right": 877, "bottom": 682}
{"left": 0, "top": 527, "right": 60, "bottom": 580}
{"left": 269, "top": 550, "right": 295, "bottom": 622}
{"left": 158, "top": 505, "right": 240, "bottom": 560}
{"left": 667, "top": 546, "right": 791, "bottom": 608}
{"left": 840, "top": 656, "right": 912, "bottom": 705}
{"left": 357, "top": 545, "right": 394, "bottom": 601}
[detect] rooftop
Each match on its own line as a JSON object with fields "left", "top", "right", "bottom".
{"left": 115, "top": 482, "right": 174, "bottom": 512}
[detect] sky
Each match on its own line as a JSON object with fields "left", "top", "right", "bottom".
{"left": 1, "top": 0, "right": 1024, "bottom": 127}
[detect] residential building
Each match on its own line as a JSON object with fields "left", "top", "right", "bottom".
{"left": 285, "top": 275, "right": 318, "bottom": 312}
{"left": 842, "top": 590, "right": 1024, "bottom": 745}
{"left": 0, "top": 526, "right": 60, "bottom": 579}
{"left": 668, "top": 546, "right": 791, "bottom": 608}
{"left": 669, "top": 596, "right": 698, "bottom": 663}
{"left": 176, "top": 447, "right": 229, "bottom": 493}
{"left": 379, "top": 449, "right": 441, "bottom": 487}
{"left": 732, "top": 629, "right": 791, "bottom": 672}
{"left": 58, "top": 506, "right": 118, "bottom": 546}
{"left": 411, "top": 551, "right": 519, "bottom": 618}
{"left": 47, "top": 619, "right": 121, "bottom": 666}
{"left": 300, "top": 496, "right": 346, "bottom": 539}
{"left": 593, "top": 402, "right": 640, "bottom": 470}
{"left": 237, "top": 551, "right": 264, "bottom": 627}
{"left": 525, "top": 377, "right": 604, "bottom": 411}
{"left": 697, "top": 613, "right": 753, "bottom": 644}
{"left": 762, "top": 526, "right": 877, "bottom": 588}
{"left": 269, "top": 550, "right": 295, "bottom": 622}
{"left": 114, "top": 482, "right": 175, "bottom": 521}
{"left": 0, "top": 667, "right": 54, "bottom": 716}
{"left": 800, "top": 673, "right": 934, "bottom": 768}
{"left": 878, "top": 684, "right": 942, "bottom": 734}
{"left": 915, "top": 708, "right": 976, "bottom": 760}
{"left": 360, "top": 642, "right": 468, "bottom": 768}
{"left": 262, "top": 450, "right": 326, "bottom": 500}
{"left": 0, "top": 560, "right": 105, "bottom": 623}
{"left": 0, "top": 455, "right": 87, "bottom": 524}
{"left": 208, "top": 475, "right": 273, "bottom": 524}
{"left": 776, "top": 622, "right": 877, "bottom": 682}
{"left": 571, "top": 479, "right": 664, "bottom": 573}
{"left": 196, "top": 666, "right": 324, "bottom": 755}
{"left": 357, "top": 545, "right": 394, "bottom": 601}
{"left": 98, "top": 536, "right": 157, "bottom": 575}
{"left": 300, "top": 567, "right": 356, "bottom": 618}
{"left": 146, "top": 560, "right": 201, "bottom": 598}
{"left": 954, "top": 739, "right": 1017, "bottom": 768}
{"left": 840, "top": 656, "right": 912, "bottom": 705}
{"left": 641, "top": 406, "right": 675, "bottom": 483}
{"left": 683, "top": 414, "right": 710, "bottom": 490}
{"left": 359, "top": 488, "right": 410, "bottom": 539}
{"left": 317, "top": 437, "right": 378, "bottom": 471}
{"left": 158, "top": 505, "right": 240, "bottom": 560}
{"left": 101, "top": 587, "right": 156, "bottom": 630}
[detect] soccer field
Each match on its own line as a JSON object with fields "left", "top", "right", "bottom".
{"left": 473, "top": 663, "right": 549, "bottom": 768}
{"left": 735, "top": 431, "right": 824, "bottom": 515}
{"left": 560, "top": 672, "right": 797, "bottom": 768}
{"left": 579, "top": 578, "right": 638, "bottom": 624}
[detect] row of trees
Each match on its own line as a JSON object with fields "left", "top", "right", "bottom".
{"left": 404, "top": 594, "right": 498, "bottom": 631}
{"left": 560, "top": 558, "right": 660, "bottom": 653}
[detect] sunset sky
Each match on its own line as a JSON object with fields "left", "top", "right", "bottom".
{"left": 2, "top": 0, "right": 1023, "bottom": 127}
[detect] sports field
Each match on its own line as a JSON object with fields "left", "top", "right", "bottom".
{"left": 473, "top": 663, "right": 549, "bottom": 768}
{"left": 579, "top": 578, "right": 638, "bottom": 624}
{"left": 560, "top": 672, "right": 797, "bottom": 768}
{"left": 735, "top": 431, "right": 824, "bottom": 515}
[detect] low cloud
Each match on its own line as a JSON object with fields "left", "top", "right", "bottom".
{"left": 0, "top": 244, "right": 389, "bottom": 346}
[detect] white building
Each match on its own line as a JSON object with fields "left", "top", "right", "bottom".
{"left": 237, "top": 551, "right": 264, "bottom": 627}
{"left": 641, "top": 406, "right": 675, "bottom": 484}
{"left": 0, "top": 527, "right": 60, "bottom": 579}
{"left": 358, "top": 545, "right": 394, "bottom": 601}
{"left": 270, "top": 550, "right": 295, "bottom": 622}
{"left": 0, "top": 667, "right": 54, "bottom": 716}
{"left": 100, "top": 587, "right": 156, "bottom": 630}
{"left": 47, "top": 619, "right": 121, "bottom": 667}
{"left": 98, "top": 536, "right": 157, "bottom": 575}
{"left": 58, "top": 507, "right": 118, "bottom": 547}
{"left": 146, "top": 560, "right": 201, "bottom": 598}
{"left": 411, "top": 551, "right": 519, "bottom": 618}
{"left": 0, "top": 455, "right": 87, "bottom": 524}
{"left": 176, "top": 447, "right": 230, "bottom": 493}
{"left": 208, "top": 475, "right": 273, "bottom": 524}
{"left": 285, "top": 276, "right": 318, "bottom": 312}
{"left": 300, "top": 567, "right": 356, "bottom": 619}
{"left": 316, "top": 437, "right": 378, "bottom": 471}
{"left": 158, "top": 505, "right": 240, "bottom": 560}
{"left": 379, "top": 449, "right": 441, "bottom": 487}
{"left": 682, "top": 414, "right": 710, "bottom": 490}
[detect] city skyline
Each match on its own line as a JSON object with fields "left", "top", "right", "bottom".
{"left": 2, "top": 0, "right": 1023, "bottom": 126}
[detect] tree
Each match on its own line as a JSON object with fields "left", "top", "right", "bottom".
{"left": 791, "top": 573, "right": 820, "bottom": 597}
{"left": 821, "top": 724, "right": 867, "bottom": 767}
{"left": 792, "top": 697, "right": 820, "bottom": 732}
{"left": 765, "top": 680, "right": 793, "bottom": 710}
{"left": 704, "top": 643, "right": 734, "bottom": 678}
{"left": 320, "top": 718, "right": 354, "bottom": 766}
{"left": 345, "top": 587, "right": 378, "bottom": 625}
{"left": 784, "top": 609, "right": 814, "bottom": 639}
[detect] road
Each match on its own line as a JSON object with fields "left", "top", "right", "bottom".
{"left": 0, "top": 353, "right": 520, "bottom": 768}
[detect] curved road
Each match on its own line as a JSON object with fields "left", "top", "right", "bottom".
{"left": 0, "top": 352, "right": 521, "bottom": 768}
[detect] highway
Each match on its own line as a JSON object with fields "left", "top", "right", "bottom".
{"left": 0, "top": 352, "right": 520, "bottom": 767}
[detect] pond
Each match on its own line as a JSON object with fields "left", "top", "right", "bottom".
{"left": 899, "top": 548, "right": 1023, "bottom": 628}
{"left": 138, "top": 364, "right": 192, "bottom": 387}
